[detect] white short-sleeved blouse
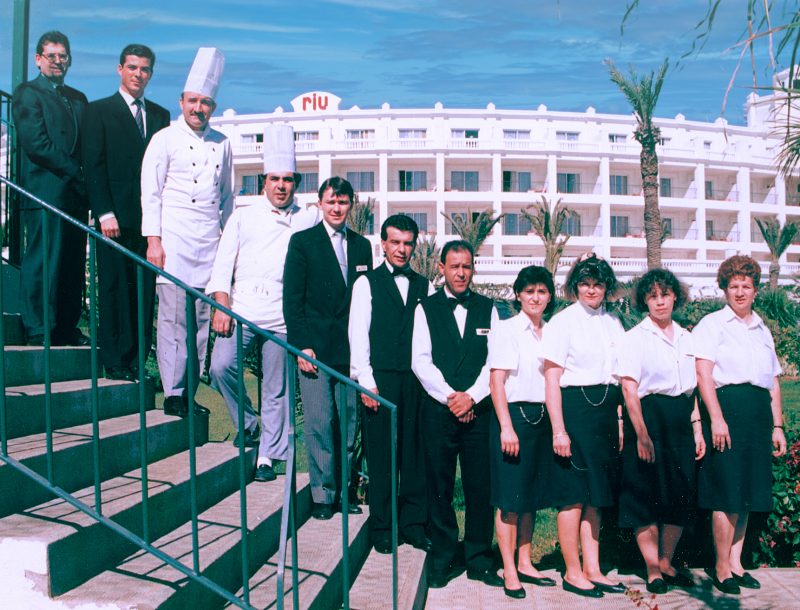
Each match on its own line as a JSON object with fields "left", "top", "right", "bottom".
{"left": 488, "top": 312, "right": 546, "bottom": 403}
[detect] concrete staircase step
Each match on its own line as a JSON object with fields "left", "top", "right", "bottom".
{"left": 3, "top": 346, "right": 99, "bottom": 386}
{"left": 236, "top": 506, "right": 371, "bottom": 609}
{"left": 3, "top": 377, "right": 153, "bottom": 439}
{"left": 3, "top": 313, "right": 24, "bottom": 345}
{"left": 0, "top": 409, "right": 207, "bottom": 519}
{"left": 349, "top": 545, "right": 429, "bottom": 610}
{"left": 0, "top": 441, "right": 249, "bottom": 597}
{"left": 56, "top": 474, "right": 312, "bottom": 610}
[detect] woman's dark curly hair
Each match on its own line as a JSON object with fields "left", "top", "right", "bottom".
{"left": 633, "top": 268, "right": 688, "bottom": 312}
{"left": 513, "top": 265, "right": 556, "bottom": 315}
{"left": 563, "top": 252, "right": 618, "bottom": 301}
{"left": 717, "top": 254, "right": 761, "bottom": 290}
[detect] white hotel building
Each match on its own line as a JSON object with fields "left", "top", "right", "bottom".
{"left": 209, "top": 80, "right": 800, "bottom": 292}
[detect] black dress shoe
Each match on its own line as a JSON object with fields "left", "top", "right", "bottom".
{"left": 233, "top": 427, "right": 260, "bottom": 447}
{"left": 646, "top": 578, "right": 668, "bottom": 594}
{"left": 311, "top": 503, "right": 334, "bottom": 520}
{"left": 732, "top": 571, "right": 761, "bottom": 589}
{"left": 562, "top": 579, "right": 603, "bottom": 598}
{"left": 105, "top": 366, "right": 136, "bottom": 381}
{"left": 428, "top": 562, "right": 465, "bottom": 589}
{"left": 466, "top": 568, "right": 503, "bottom": 587}
{"left": 401, "top": 532, "right": 432, "bottom": 552}
{"left": 373, "top": 537, "right": 392, "bottom": 554}
{"left": 163, "top": 396, "right": 186, "bottom": 416}
{"left": 254, "top": 464, "right": 277, "bottom": 482}
{"left": 183, "top": 395, "right": 210, "bottom": 415}
{"left": 503, "top": 585, "right": 526, "bottom": 599}
{"left": 712, "top": 575, "right": 740, "bottom": 595}
{"left": 590, "top": 580, "right": 627, "bottom": 593}
{"left": 663, "top": 569, "right": 694, "bottom": 588}
{"left": 58, "top": 329, "right": 90, "bottom": 346}
{"left": 340, "top": 502, "right": 363, "bottom": 514}
{"left": 518, "top": 572, "right": 556, "bottom": 587}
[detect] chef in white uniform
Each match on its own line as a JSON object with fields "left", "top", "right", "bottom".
{"left": 141, "top": 47, "right": 233, "bottom": 417}
{"left": 207, "top": 124, "right": 320, "bottom": 482}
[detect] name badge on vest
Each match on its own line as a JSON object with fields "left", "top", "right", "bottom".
{"left": 476, "top": 328, "right": 490, "bottom": 336}
{"left": 356, "top": 265, "right": 368, "bottom": 272}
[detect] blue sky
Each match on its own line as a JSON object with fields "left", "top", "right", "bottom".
{"left": 0, "top": 1, "right": 793, "bottom": 125}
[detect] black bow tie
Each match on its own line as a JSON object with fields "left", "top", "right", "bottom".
{"left": 391, "top": 266, "right": 414, "bottom": 278}
{"left": 448, "top": 292, "right": 471, "bottom": 310}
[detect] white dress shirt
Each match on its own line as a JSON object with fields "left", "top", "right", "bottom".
{"left": 488, "top": 312, "right": 547, "bottom": 403}
{"left": 205, "top": 198, "right": 320, "bottom": 331}
{"left": 616, "top": 316, "right": 696, "bottom": 398}
{"left": 141, "top": 115, "right": 233, "bottom": 286}
{"left": 411, "top": 287, "right": 499, "bottom": 405}
{"left": 692, "top": 305, "right": 781, "bottom": 390}
{"left": 540, "top": 301, "right": 625, "bottom": 387}
{"left": 349, "top": 261, "right": 433, "bottom": 390}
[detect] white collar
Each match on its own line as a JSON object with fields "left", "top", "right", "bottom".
{"left": 118, "top": 88, "right": 144, "bottom": 107}
{"left": 322, "top": 219, "right": 347, "bottom": 236}
{"left": 722, "top": 304, "right": 764, "bottom": 329}
{"left": 176, "top": 114, "right": 210, "bottom": 139}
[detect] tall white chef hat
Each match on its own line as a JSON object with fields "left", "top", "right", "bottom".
{"left": 183, "top": 47, "right": 225, "bottom": 100}
{"left": 263, "top": 124, "right": 296, "bottom": 174}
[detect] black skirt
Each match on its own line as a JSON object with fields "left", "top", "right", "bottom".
{"left": 549, "top": 385, "right": 621, "bottom": 509}
{"left": 490, "top": 401, "right": 554, "bottom": 513}
{"left": 698, "top": 383, "right": 773, "bottom": 513}
{"left": 618, "top": 393, "right": 697, "bottom": 529}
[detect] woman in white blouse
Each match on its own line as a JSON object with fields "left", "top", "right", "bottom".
{"left": 693, "top": 255, "right": 787, "bottom": 595}
{"left": 488, "top": 266, "right": 557, "bottom": 599}
{"left": 542, "top": 253, "right": 626, "bottom": 598}
{"left": 617, "top": 268, "right": 705, "bottom": 595}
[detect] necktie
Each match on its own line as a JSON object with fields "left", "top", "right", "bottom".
{"left": 56, "top": 85, "right": 73, "bottom": 115}
{"left": 133, "top": 99, "right": 145, "bottom": 139}
{"left": 332, "top": 230, "right": 347, "bottom": 284}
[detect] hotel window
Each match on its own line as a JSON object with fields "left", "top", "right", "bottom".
{"left": 294, "top": 131, "right": 319, "bottom": 141}
{"left": 657, "top": 137, "right": 671, "bottom": 146}
{"left": 240, "top": 174, "right": 262, "bottom": 195}
{"left": 562, "top": 213, "right": 582, "bottom": 236}
{"left": 608, "top": 133, "right": 626, "bottom": 143}
{"left": 703, "top": 140, "right": 712, "bottom": 150}
{"left": 662, "top": 217, "right": 673, "bottom": 238}
{"left": 705, "top": 180, "right": 714, "bottom": 199}
{"left": 452, "top": 129, "right": 479, "bottom": 139}
{"left": 399, "top": 212, "right": 428, "bottom": 233}
{"left": 503, "top": 171, "right": 532, "bottom": 192}
{"left": 346, "top": 129, "right": 374, "bottom": 140}
{"left": 399, "top": 170, "right": 427, "bottom": 191}
{"left": 399, "top": 128, "right": 426, "bottom": 139}
{"left": 451, "top": 170, "right": 479, "bottom": 191}
{"left": 705, "top": 219, "right": 715, "bottom": 239}
{"left": 610, "top": 175, "right": 629, "bottom": 195}
{"left": 660, "top": 177, "right": 672, "bottom": 197}
{"left": 296, "top": 172, "right": 319, "bottom": 194}
{"left": 556, "top": 131, "right": 580, "bottom": 141}
{"left": 503, "top": 213, "right": 532, "bottom": 236}
{"left": 241, "top": 133, "right": 263, "bottom": 144}
{"left": 610, "top": 215, "right": 630, "bottom": 237}
{"left": 346, "top": 171, "right": 375, "bottom": 192}
{"left": 557, "top": 172, "right": 581, "bottom": 194}
{"left": 504, "top": 130, "right": 530, "bottom": 140}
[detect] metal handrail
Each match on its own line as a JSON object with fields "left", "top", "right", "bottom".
{"left": 0, "top": 175, "right": 400, "bottom": 610}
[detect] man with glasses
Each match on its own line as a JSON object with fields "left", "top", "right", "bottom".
{"left": 12, "top": 31, "right": 89, "bottom": 346}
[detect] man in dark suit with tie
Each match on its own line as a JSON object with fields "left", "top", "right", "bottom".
{"left": 284, "top": 176, "right": 373, "bottom": 520}
{"left": 82, "top": 44, "right": 171, "bottom": 380}
{"left": 12, "top": 31, "right": 89, "bottom": 346}
{"left": 349, "top": 214, "right": 432, "bottom": 554}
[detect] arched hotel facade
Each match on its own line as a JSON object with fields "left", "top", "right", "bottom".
{"left": 210, "top": 83, "right": 800, "bottom": 293}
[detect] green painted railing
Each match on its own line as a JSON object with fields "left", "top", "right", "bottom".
{"left": 0, "top": 175, "right": 400, "bottom": 610}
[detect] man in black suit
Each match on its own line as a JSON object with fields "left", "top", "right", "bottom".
{"left": 349, "top": 214, "right": 432, "bottom": 554}
{"left": 12, "top": 31, "right": 89, "bottom": 345}
{"left": 284, "top": 176, "right": 373, "bottom": 520}
{"left": 82, "top": 44, "right": 171, "bottom": 380}
{"left": 411, "top": 240, "right": 501, "bottom": 588}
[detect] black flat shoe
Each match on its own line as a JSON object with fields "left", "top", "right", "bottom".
{"left": 646, "top": 578, "right": 668, "bottom": 594}
{"left": 712, "top": 575, "right": 740, "bottom": 595}
{"left": 311, "top": 502, "right": 334, "bottom": 520}
{"left": 562, "top": 579, "right": 603, "bottom": 598}
{"left": 503, "top": 585, "right": 526, "bottom": 599}
{"left": 590, "top": 580, "right": 627, "bottom": 594}
{"left": 518, "top": 573, "right": 556, "bottom": 587}
{"left": 663, "top": 570, "right": 695, "bottom": 588}
{"left": 732, "top": 571, "right": 761, "bottom": 589}
{"left": 373, "top": 537, "right": 392, "bottom": 554}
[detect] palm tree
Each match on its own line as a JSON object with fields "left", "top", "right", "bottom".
{"left": 347, "top": 193, "right": 375, "bottom": 236}
{"left": 755, "top": 217, "right": 798, "bottom": 289}
{"left": 411, "top": 235, "right": 442, "bottom": 285}
{"left": 606, "top": 58, "right": 669, "bottom": 269}
{"left": 521, "top": 196, "right": 577, "bottom": 276}
{"left": 444, "top": 208, "right": 504, "bottom": 254}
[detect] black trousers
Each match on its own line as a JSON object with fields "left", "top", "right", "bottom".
{"left": 96, "top": 229, "right": 155, "bottom": 370}
{"left": 21, "top": 206, "right": 87, "bottom": 339}
{"left": 422, "top": 395, "right": 493, "bottom": 572}
{"left": 363, "top": 370, "right": 427, "bottom": 540}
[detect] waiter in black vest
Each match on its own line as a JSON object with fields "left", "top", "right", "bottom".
{"left": 349, "top": 214, "right": 432, "bottom": 554}
{"left": 411, "top": 240, "right": 501, "bottom": 588}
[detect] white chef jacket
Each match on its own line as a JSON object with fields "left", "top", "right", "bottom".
{"left": 488, "top": 312, "right": 547, "bottom": 403}
{"left": 205, "top": 198, "right": 320, "bottom": 332}
{"left": 141, "top": 115, "right": 233, "bottom": 287}
{"left": 411, "top": 287, "right": 499, "bottom": 405}
{"left": 616, "top": 316, "right": 696, "bottom": 398}
{"left": 692, "top": 305, "right": 781, "bottom": 390}
{"left": 540, "top": 301, "right": 625, "bottom": 387}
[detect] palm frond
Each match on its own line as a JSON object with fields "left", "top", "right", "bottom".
{"left": 442, "top": 208, "right": 504, "bottom": 253}
{"left": 347, "top": 194, "right": 375, "bottom": 237}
